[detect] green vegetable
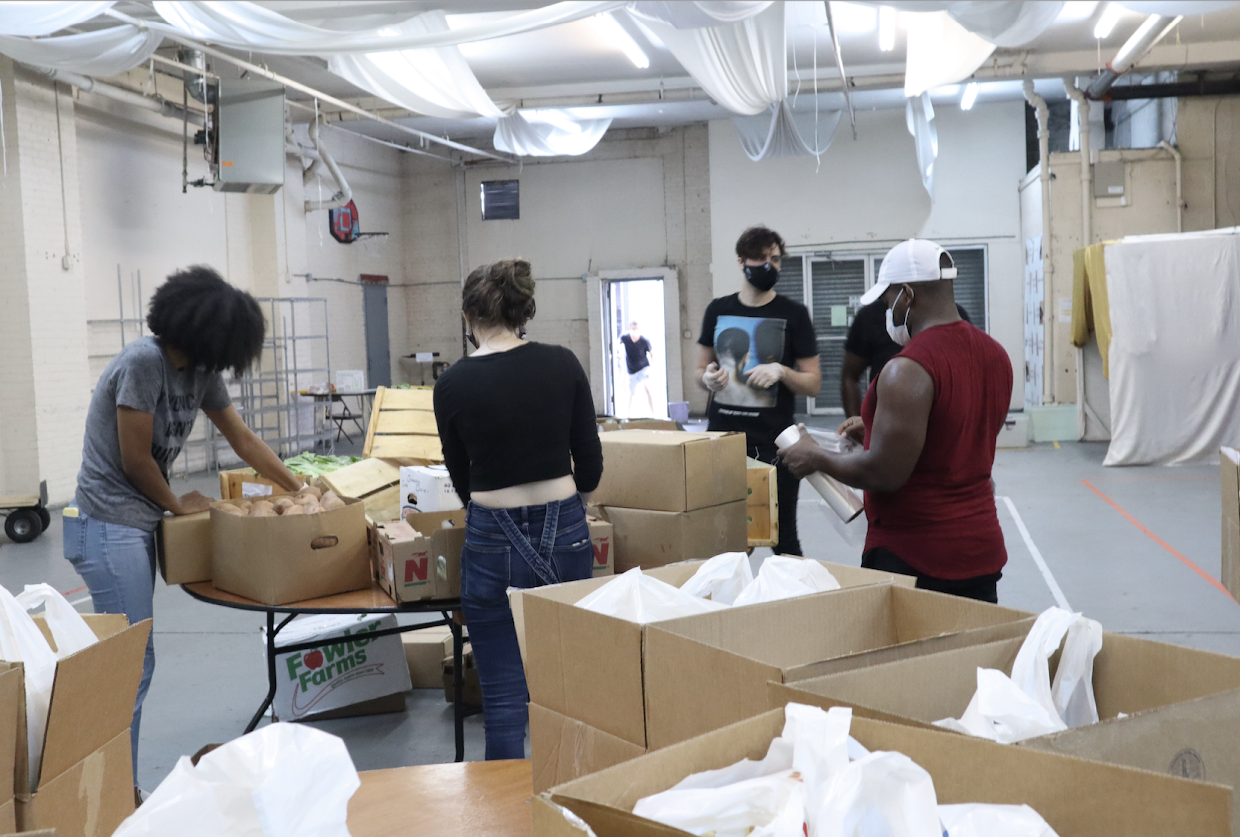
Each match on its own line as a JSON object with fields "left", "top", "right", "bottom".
{"left": 282, "top": 453, "right": 362, "bottom": 476}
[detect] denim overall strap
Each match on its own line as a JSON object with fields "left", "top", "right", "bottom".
{"left": 494, "top": 500, "right": 562, "bottom": 586}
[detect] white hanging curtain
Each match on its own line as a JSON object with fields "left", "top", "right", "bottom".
{"left": 1117, "top": 1, "right": 1240, "bottom": 13}
{"left": 494, "top": 111, "right": 613, "bottom": 157}
{"left": 328, "top": 10, "right": 507, "bottom": 120}
{"left": 733, "top": 100, "right": 841, "bottom": 161}
{"left": 0, "top": 1, "right": 116, "bottom": 36}
{"left": 0, "top": 26, "right": 163, "bottom": 76}
{"left": 903, "top": 11, "right": 995, "bottom": 98}
{"left": 639, "top": 2, "right": 785, "bottom": 115}
{"left": 906, "top": 92, "right": 937, "bottom": 199}
{"left": 627, "top": 1, "right": 772, "bottom": 28}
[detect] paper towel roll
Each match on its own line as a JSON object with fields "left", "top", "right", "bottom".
{"left": 776, "top": 425, "right": 865, "bottom": 523}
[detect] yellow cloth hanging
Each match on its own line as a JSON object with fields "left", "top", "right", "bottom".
{"left": 1070, "top": 242, "right": 1113, "bottom": 377}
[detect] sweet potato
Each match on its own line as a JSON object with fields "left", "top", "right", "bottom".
{"left": 282, "top": 505, "right": 305, "bottom": 516}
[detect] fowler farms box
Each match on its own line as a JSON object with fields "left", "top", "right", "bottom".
{"left": 535, "top": 708, "right": 1232, "bottom": 837}
{"left": 272, "top": 614, "right": 410, "bottom": 721}
{"left": 211, "top": 496, "right": 371, "bottom": 605}
{"left": 9, "top": 614, "right": 151, "bottom": 837}
{"left": 591, "top": 430, "right": 747, "bottom": 512}
{"left": 642, "top": 585, "right": 1035, "bottom": 750}
{"left": 775, "top": 632, "right": 1240, "bottom": 837}
{"left": 604, "top": 502, "right": 747, "bottom": 572}
{"left": 517, "top": 561, "right": 919, "bottom": 753}
{"left": 371, "top": 511, "right": 465, "bottom": 603}
{"left": 156, "top": 510, "right": 212, "bottom": 584}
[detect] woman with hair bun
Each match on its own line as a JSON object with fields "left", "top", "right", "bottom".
{"left": 67, "top": 265, "right": 303, "bottom": 795}
{"left": 433, "top": 258, "right": 603, "bottom": 760}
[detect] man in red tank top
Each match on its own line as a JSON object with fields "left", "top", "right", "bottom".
{"left": 781, "top": 239, "right": 1014, "bottom": 602}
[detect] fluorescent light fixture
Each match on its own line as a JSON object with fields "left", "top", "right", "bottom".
{"left": 960, "top": 82, "right": 979, "bottom": 110}
{"left": 831, "top": 2, "right": 878, "bottom": 34}
{"left": 629, "top": 14, "right": 667, "bottom": 49}
{"left": 878, "top": 6, "right": 897, "bottom": 51}
{"left": 594, "top": 12, "right": 649, "bottom": 69}
{"left": 1112, "top": 13, "right": 1167, "bottom": 66}
{"left": 1093, "top": 3, "right": 1124, "bottom": 39}
{"left": 1057, "top": 1, "right": 1099, "bottom": 23}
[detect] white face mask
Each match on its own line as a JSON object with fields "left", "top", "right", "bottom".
{"left": 885, "top": 288, "right": 913, "bottom": 346}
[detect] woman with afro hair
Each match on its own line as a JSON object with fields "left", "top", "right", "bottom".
{"left": 66, "top": 266, "right": 302, "bottom": 794}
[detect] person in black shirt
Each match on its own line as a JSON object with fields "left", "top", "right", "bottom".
{"left": 841, "top": 299, "right": 972, "bottom": 417}
{"left": 619, "top": 321, "right": 654, "bottom": 415}
{"left": 433, "top": 258, "right": 602, "bottom": 761}
{"left": 696, "top": 226, "right": 820, "bottom": 556}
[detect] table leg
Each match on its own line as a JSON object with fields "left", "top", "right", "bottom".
{"left": 245, "top": 612, "right": 296, "bottom": 734}
{"left": 448, "top": 611, "right": 465, "bottom": 762}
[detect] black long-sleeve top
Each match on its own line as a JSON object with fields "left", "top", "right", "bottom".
{"left": 433, "top": 342, "right": 604, "bottom": 504}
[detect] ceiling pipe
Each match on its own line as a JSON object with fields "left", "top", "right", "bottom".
{"left": 32, "top": 66, "right": 204, "bottom": 126}
{"left": 303, "top": 117, "right": 353, "bottom": 213}
{"left": 1086, "top": 14, "right": 1183, "bottom": 99}
{"left": 1023, "top": 80, "right": 1054, "bottom": 405}
{"left": 1159, "top": 140, "right": 1184, "bottom": 233}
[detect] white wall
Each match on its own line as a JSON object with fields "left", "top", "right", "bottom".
{"left": 708, "top": 101, "right": 1028, "bottom": 410}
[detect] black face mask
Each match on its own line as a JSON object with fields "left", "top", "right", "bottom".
{"left": 465, "top": 326, "right": 479, "bottom": 349}
{"left": 744, "top": 262, "right": 779, "bottom": 292}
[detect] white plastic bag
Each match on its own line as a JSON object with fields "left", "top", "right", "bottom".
{"left": 733, "top": 557, "right": 841, "bottom": 607}
{"left": 804, "top": 428, "right": 858, "bottom": 454}
{"left": 112, "top": 723, "right": 360, "bottom": 837}
{"left": 934, "top": 607, "right": 1103, "bottom": 744}
{"left": 679, "top": 552, "right": 754, "bottom": 605}
{"left": 939, "top": 804, "right": 1059, "bottom": 837}
{"left": 575, "top": 568, "right": 727, "bottom": 623}
{"left": 0, "top": 584, "right": 64, "bottom": 788}
{"left": 16, "top": 583, "right": 99, "bottom": 658}
{"left": 634, "top": 769, "right": 805, "bottom": 837}
{"left": 812, "top": 751, "right": 941, "bottom": 837}
{"left": 782, "top": 703, "right": 851, "bottom": 803}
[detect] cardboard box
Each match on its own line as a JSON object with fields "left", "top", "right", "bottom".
{"left": 6, "top": 614, "right": 151, "bottom": 837}
{"left": 320, "top": 458, "right": 402, "bottom": 525}
{"left": 156, "top": 510, "right": 212, "bottom": 584}
{"left": 1222, "top": 447, "right": 1240, "bottom": 599}
{"left": 402, "top": 626, "right": 453, "bottom": 688}
{"left": 0, "top": 798, "right": 12, "bottom": 834}
{"left": 211, "top": 496, "right": 371, "bottom": 605}
{"left": 588, "top": 516, "right": 614, "bottom": 578}
{"left": 641, "top": 585, "right": 1035, "bottom": 750}
{"left": 271, "top": 614, "right": 411, "bottom": 721}
{"left": 442, "top": 644, "right": 481, "bottom": 706}
{"left": 371, "top": 510, "right": 465, "bottom": 603}
{"left": 775, "top": 631, "right": 1240, "bottom": 837}
{"left": 535, "top": 707, "right": 1232, "bottom": 837}
{"left": 0, "top": 668, "right": 19, "bottom": 833}
{"left": 531, "top": 703, "right": 646, "bottom": 795}
{"left": 591, "top": 430, "right": 747, "bottom": 512}
{"left": 597, "top": 417, "right": 682, "bottom": 432}
{"left": 516, "top": 561, "right": 923, "bottom": 752}
{"left": 399, "top": 465, "right": 462, "bottom": 515}
{"left": 746, "top": 457, "right": 778, "bottom": 547}
{"left": 218, "top": 468, "right": 280, "bottom": 500}
{"left": 604, "top": 502, "right": 748, "bottom": 572}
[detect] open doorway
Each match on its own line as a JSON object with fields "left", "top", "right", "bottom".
{"left": 603, "top": 278, "right": 668, "bottom": 418}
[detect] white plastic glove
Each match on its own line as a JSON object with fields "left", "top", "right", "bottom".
{"left": 703, "top": 362, "right": 729, "bottom": 392}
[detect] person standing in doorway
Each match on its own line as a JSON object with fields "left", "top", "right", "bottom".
{"left": 780, "top": 239, "right": 1013, "bottom": 602}
{"left": 67, "top": 266, "right": 304, "bottom": 799}
{"left": 620, "top": 321, "right": 655, "bottom": 416}
{"left": 696, "top": 226, "right": 820, "bottom": 556}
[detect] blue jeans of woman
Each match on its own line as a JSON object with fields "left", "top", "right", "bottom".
{"left": 461, "top": 496, "right": 593, "bottom": 760}
{"left": 62, "top": 508, "right": 156, "bottom": 784}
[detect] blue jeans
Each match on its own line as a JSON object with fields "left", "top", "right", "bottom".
{"left": 62, "top": 507, "right": 156, "bottom": 783}
{"left": 461, "top": 496, "right": 593, "bottom": 760}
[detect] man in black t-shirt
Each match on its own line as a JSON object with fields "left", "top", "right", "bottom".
{"left": 841, "top": 300, "right": 972, "bottom": 417}
{"left": 619, "top": 321, "right": 654, "bottom": 415}
{"left": 697, "top": 226, "right": 820, "bottom": 557}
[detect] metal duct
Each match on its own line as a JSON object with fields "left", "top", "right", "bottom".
{"left": 1086, "top": 15, "right": 1183, "bottom": 100}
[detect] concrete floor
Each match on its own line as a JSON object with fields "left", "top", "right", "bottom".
{"left": 2, "top": 437, "right": 1238, "bottom": 792}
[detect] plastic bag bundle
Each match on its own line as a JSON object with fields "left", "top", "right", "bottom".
{"left": 678, "top": 552, "right": 754, "bottom": 605}
{"left": 804, "top": 428, "right": 859, "bottom": 454}
{"left": 733, "top": 556, "right": 842, "bottom": 607}
{"left": 775, "top": 426, "right": 864, "bottom": 523}
{"left": 575, "top": 568, "right": 727, "bottom": 624}
{"left": 0, "top": 583, "right": 99, "bottom": 787}
{"left": 939, "top": 804, "right": 1059, "bottom": 837}
{"left": 112, "top": 723, "right": 360, "bottom": 837}
{"left": 812, "top": 751, "right": 941, "bottom": 837}
{"left": 934, "top": 607, "right": 1103, "bottom": 744}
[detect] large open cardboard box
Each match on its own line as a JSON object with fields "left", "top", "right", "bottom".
{"left": 642, "top": 584, "right": 1034, "bottom": 750}
{"left": 533, "top": 707, "right": 1232, "bottom": 837}
{"left": 1222, "top": 447, "right": 1240, "bottom": 599}
{"left": 516, "top": 560, "right": 918, "bottom": 754}
{"left": 5, "top": 614, "right": 151, "bottom": 836}
{"left": 0, "top": 668, "right": 20, "bottom": 834}
{"left": 530, "top": 703, "right": 646, "bottom": 794}
{"left": 591, "top": 430, "right": 747, "bottom": 512}
{"left": 772, "top": 630, "right": 1240, "bottom": 837}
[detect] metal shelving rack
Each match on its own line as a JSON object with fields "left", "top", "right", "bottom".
{"left": 86, "top": 266, "right": 146, "bottom": 381}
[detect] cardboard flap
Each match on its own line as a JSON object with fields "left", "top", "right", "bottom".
{"left": 891, "top": 585, "right": 1033, "bottom": 641}
{"left": 40, "top": 619, "right": 151, "bottom": 786}
{"left": 550, "top": 798, "right": 691, "bottom": 837}
{"left": 322, "top": 458, "right": 400, "bottom": 500}
{"left": 0, "top": 667, "right": 20, "bottom": 799}
{"left": 766, "top": 679, "right": 941, "bottom": 730}
{"left": 19, "top": 728, "right": 134, "bottom": 835}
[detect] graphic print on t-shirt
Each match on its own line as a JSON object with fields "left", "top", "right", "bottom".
{"left": 713, "top": 315, "right": 787, "bottom": 409}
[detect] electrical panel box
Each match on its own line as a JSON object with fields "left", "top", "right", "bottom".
{"left": 1093, "top": 160, "right": 1125, "bottom": 199}
{"left": 214, "top": 78, "right": 285, "bottom": 194}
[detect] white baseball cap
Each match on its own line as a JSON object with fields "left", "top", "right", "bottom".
{"left": 859, "top": 239, "right": 957, "bottom": 306}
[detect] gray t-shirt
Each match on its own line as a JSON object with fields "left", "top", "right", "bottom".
{"left": 76, "top": 337, "right": 231, "bottom": 531}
